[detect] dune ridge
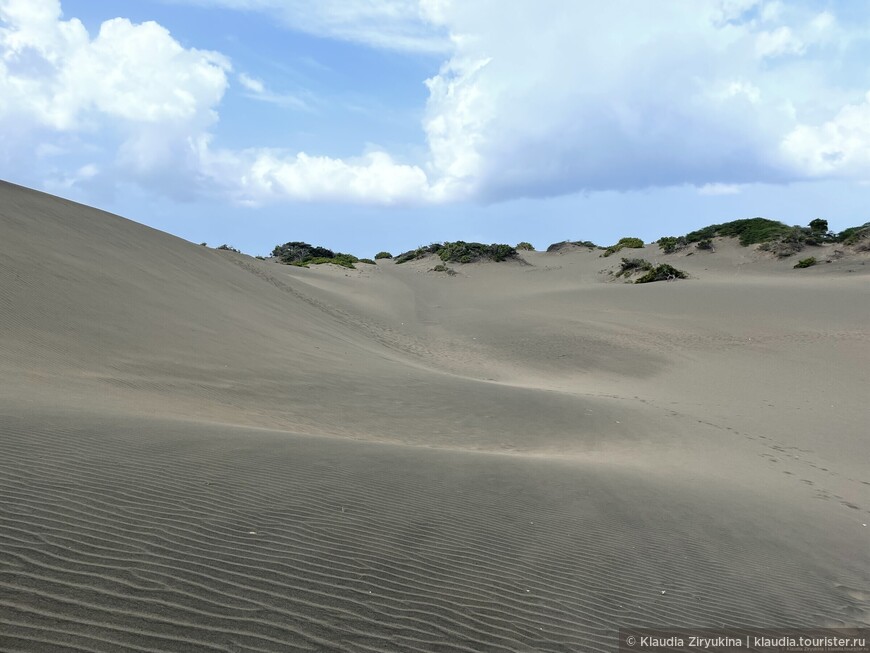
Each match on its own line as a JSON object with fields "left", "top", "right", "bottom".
{"left": 1, "top": 180, "right": 868, "bottom": 651}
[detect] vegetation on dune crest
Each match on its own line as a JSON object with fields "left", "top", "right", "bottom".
{"left": 546, "top": 240, "right": 599, "bottom": 252}
{"left": 602, "top": 237, "right": 645, "bottom": 257}
{"left": 685, "top": 218, "right": 794, "bottom": 246}
{"left": 358, "top": 258, "right": 376, "bottom": 265}
{"left": 516, "top": 241, "right": 535, "bottom": 251}
{"left": 395, "top": 241, "right": 518, "bottom": 264}
{"left": 216, "top": 244, "right": 240, "bottom": 253}
{"left": 272, "top": 241, "right": 360, "bottom": 269}
{"left": 839, "top": 223, "right": 870, "bottom": 248}
{"left": 374, "top": 251, "right": 393, "bottom": 260}
{"left": 657, "top": 236, "right": 688, "bottom": 254}
{"left": 635, "top": 264, "right": 688, "bottom": 283}
{"left": 674, "top": 217, "right": 870, "bottom": 259}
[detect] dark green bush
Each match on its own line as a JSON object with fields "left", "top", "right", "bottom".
{"left": 546, "top": 240, "right": 599, "bottom": 252}
{"left": 273, "top": 241, "right": 335, "bottom": 263}
{"left": 432, "top": 263, "right": 448, "bottom": 272}
{"left": 358, "top": 258, "right": 376, "bottom": 264}
{"left": 657, "top": 236, "right": 687, "bottom": 254}
{"left": 516, "top": 242, "right": 534, "bottom": 251}
{"left": 394, "top": 243, "right": 445, "bottom": 264}
{"left": 809, "top": 218, "right": 828, "bottom": 233}
{"left": 794, "top": 257, "right": 817, "bottom": 269}
{"left": 374, "top": 251, "right": 393, "bottom": 259}
{"left": 838, "top": 223, "right": 870, "bottom": 246}
{"left": 217, "top": 244, "right": 240, "bottom": 253}
{"left": 685, "top": 218, "right": 792, "bottom": 246}
{"left": 696, "top": 239, "right": 714, "bottom": 250}
{"left": 635, "top": 264, "right": 688, "bottom": 283}
{"left": 602, "top": 237, "right": 645, "bottom": 257}
{"left": 394, "top": 247, "right": 428, "bottom": 264}
{"left": 616, "top": 257, "right": 653, "bottom": 278}
{"left": 437, "top": 241, "right": 519, "bottom": 263}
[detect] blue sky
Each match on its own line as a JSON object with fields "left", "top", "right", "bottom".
{"left": 1, "top": 0, "right": 869, "bottom": 257}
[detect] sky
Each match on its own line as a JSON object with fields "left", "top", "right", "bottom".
{"left": 1, "top": 0, "right": 869, "bottom": 257}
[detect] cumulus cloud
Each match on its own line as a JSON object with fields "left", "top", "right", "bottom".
{"left": 4, "top": 0, "right": 870, "bottom": 206}
{"left": 781, "top": 92, "right": 870, "bottom": 180}
{"left": 0, "top": 0, "right": 230, "bottom": 196}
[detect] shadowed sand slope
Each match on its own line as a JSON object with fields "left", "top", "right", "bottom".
{"left": 1, "top": 180, "right": 869, "bottom": 651}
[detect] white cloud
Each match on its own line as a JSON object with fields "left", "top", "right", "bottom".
{"left": 698, "top": 183, "right": 742, "bottom": 195}
{"left": 196, "top": 140, "right": 432, "bottom": 205}
{"left": 0, "top": 0, "right": 230, "bottom": 196}
{"left": 237, "top": 72, "right": 264, "bottom": 93}
{"left": 236, "top": 72, "right": 311, "bottom": 111}
{"left": 4, "top": 0, "right": 870, "bottom": 207}
{"left": 755, "top": 26, "right": 805, "bottom": 58}
{"left": 781, "top": 92, "right": 870, "bottom": 180}
{"left": 172, "top": 0, "right": 450, "bottom": 53}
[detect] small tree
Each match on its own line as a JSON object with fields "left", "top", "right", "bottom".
{"left": 808, "top": 219, "right": 828, "bottom": 233}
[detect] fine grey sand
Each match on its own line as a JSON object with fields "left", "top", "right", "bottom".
{"left": 1, "top": 180, "right": 868, "bottom": 651}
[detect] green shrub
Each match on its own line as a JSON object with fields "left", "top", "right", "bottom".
{"left": 696, "top": 239, "right": 714, "bottom": 250}
{"left": 545, "top": 240, "right": 599, "bottom": 252}
{"left": 602, "top": 237, "right": 645, "bottom": 257}
{"left": 615, "top": 257, "right": 653, "bottom": 278}
{"left": 685, "top": 218, "right": 792, "bottom": 246}
{"left": 217, "top": 244, "right": 240, "bottom": 253}
{"left": 516, "top": 241, "right": 534, "bottom": 251}
{"left": 200, "top": 242, "right": 207, "bottom": 246}
{"left": 374, "top": 251, "right": 393, "bottom": 259}
{"left": 794, "top": 257, "right": 817, "bottom": 269}
{"left": 358, "top": 258, "right": 376, "bottom": 265}
{"left": 809, "top": 218, "right": 828, "bottom": 233}
{"left": 255, "top": 255, "right": 265, "bottom": 260}
{"left": 395, "top": 247, "right": 428, "bottom": 264}
{"left": 657, "top": 236, "right": 687, "bottom": 254}
{"left": 437, "top": 241, "right": 518, "bottom": 263}
{"left": 273, "top": 241, "right": 335, "bottom": 263}
{"left": 635, "top": 264, "right": 688, "bottom": 283}
{"left": 394, "top": 243, "right": 445, "bottom": 264}
{"left": 838, "top": 223, "right": 870, "bottom": 246}
{"left": 432, "top": 263, "right": 448, "bottom": 272}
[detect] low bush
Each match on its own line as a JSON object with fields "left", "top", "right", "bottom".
{"left": 394, "top": 243, "right": 445, "bottom": 264}
{"left": 685, "top": 218, "right": 792, "bottom": 246}
{"left": 546, "top": 240, "right": 599, "bottom": 252}
{"left": 516, "top": 242, "right": 535, "bottom": 251}
{"left": 696, "top": 239, "right": 714, "bottom": 250}
{"left": 838, "top": 223, "right": 870, "bottom": 246}
{"left": 615, "top": 257, "right": 653, "bottom": 278}
{"left": 794, "top": 257, "right": 817, "bottom": 269}
{"left": 635, "top": 264, "right": 688, "bottom": 283}
{"left": 602, "top": 237, "right": 645, "bottom": 257}
{"left": 374, "top": 251, "right": 393, "bottom": 259}
{"left": 358, "top": 258, "right": 376, "bottom": 264}
{"left": 217, "top": 244, "right": 240, "bottom": 253}
{"left": 438, "top": 241, "right": 518, "bottom": 263}
{"left": 273, "top": 241, "right": 335, "bottom": 263}
{"left": 657, "top": 236, "right": 687, "bottom": 254}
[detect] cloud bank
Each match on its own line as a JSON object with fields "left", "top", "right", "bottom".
{"left": 2, "top": 0, "right": 870, "bottom": 205}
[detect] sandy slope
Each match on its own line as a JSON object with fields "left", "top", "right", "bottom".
{"left": 1, "top": 180, "right": 868, "bottom": 651}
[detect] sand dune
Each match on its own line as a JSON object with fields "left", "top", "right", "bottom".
{"left": 1, "top": 180, "right": 868, "bottom": 651}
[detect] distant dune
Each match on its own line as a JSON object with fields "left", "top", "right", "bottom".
{"left": 1, "top": 180, "right": 868, "bottom": 651}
